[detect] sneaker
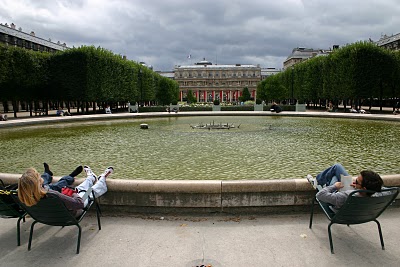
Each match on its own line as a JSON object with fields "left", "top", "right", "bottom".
{"left": 100, "top": 166, "right": 114, "bottom": 179}
{"left": 306, "top": 174, "right": 318, "bottom": 190}
{"left": 84, "top": 165, "right": 97, "bottom": 183}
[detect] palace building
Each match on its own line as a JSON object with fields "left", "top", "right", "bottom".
{"left": 174, "top": 58, "right": 261, "bottom": 103}
{"left": 283, "top": 46, "right": 336, "bottom": 69}
{"left": 376, "top": 33, "right": 400, "bottom": 51}
{"left": 0, "top": 22, "right": 67, "bottom": 52}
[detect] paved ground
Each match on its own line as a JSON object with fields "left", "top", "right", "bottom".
{"left": 1, "top": 208, "right": 399, "bottom": 267}
{"left": 1, "top": 109, "right": 399, "bottom": 266}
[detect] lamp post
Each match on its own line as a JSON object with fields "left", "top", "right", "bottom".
{"left": 139, "top": 68, "right": 143, "bottom": 107}
{"left": 291, "top": 66, "right": 294, "bottom": 105}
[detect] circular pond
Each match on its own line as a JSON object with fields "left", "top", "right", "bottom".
{"left": 0, "top": 116, "right": 399, "bottom": 180}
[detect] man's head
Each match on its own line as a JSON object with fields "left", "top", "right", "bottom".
{"left": 355, "top": 170, "right": 383, "bottom": 196}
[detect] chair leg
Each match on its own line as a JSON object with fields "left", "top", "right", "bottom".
{"left": 328, "top": 222, "right": 334, "bottom": 254}
{"left": 309, "top": 196, "right": 316, "bottom": 229}
{"left": 96, "top": 201, "right": 102, "bottom": 216}
{"left": 96, "top": 204, "right": 102, "bottom": 230}
{"left": 76, "top": 225, "right": 82, "bottom": 254}
{"left": 17, "top": 216, "right": 24, "bottom": 246}
{"left": 28, "top": 221, "right": 38, "bottom": 251}
{"left": 374, "top": 219, "right": 385, "bottom": 250}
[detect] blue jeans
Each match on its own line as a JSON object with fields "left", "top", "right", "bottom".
{"left": 41, "top": 173, "right": 74, "bottom": 192}
{"left": 316, "top": 163, "right": 349, "bottom": 186}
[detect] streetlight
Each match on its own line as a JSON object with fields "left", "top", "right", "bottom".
{"left": 291, "top": 66, "right": 294, "bottom": 105}
{"left": 139, "top": 68, "right": 143, "bottom": 107}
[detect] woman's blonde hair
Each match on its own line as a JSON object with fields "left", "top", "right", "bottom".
{"left": 18, "top": 168, "right": 47, "bottom": 206}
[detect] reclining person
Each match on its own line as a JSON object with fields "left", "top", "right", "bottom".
{"left": 41, "top": 162, "right": 80, "bottom": 192}
{"left": 307, "top": 163, "right": 384, "bottom": 212}
{"left": 17, "top": 165, "right": 113, "bottom": 217}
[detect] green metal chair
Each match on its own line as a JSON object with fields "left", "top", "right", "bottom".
{"left": 0, "top": 179, "right": 27, "bottom": 246}
{"left": 309, "top": 187, "right": 399, "bottom": 254}
{"left": 13, "top": 187, "right": 101, "bottom": 254}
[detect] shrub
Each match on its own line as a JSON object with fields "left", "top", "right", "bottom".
{"left": 213, "top": 99, "right": 220, "bottom": 105}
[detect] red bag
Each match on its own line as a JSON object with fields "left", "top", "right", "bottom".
{"left": 61, "top": 187, "right": 77, "bottom": 197}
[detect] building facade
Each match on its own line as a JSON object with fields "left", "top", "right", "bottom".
{"left": 376, "top": 33, "right": 400, "bottom": 51}
{"left": 174, "top": 59, "right": 261, "bottom": 103}
{"left": 283, "top": 47, "right": 335, "bottom": 69}
{"left": 0, "top": 22, "right": 67, "bottom": 52}
{"left": 261, "top": 67, "right": 281, "bottom": 80}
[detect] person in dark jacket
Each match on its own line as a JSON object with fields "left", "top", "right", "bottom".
{"left": 270, "top": 102, "right": 282, "bottom": 113}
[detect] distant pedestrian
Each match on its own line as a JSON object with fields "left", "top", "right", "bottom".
{"left": 0, "top": 113, "right": 7, "bottom": 121}
{"left": 105, "top": 105, "right": 112, "bottom": 114}
{"left": 270, "top": 102, "right": 282, "bottom": 113}
{"left": 394, "top": 101, "right": 400, "bottom": 115}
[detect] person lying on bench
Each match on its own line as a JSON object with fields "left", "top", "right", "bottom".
{"left": 17, "top": 165, "right": 113, "bottom": 217}
{"left": 306, "top": 163, "right": 384, "bottom": 212}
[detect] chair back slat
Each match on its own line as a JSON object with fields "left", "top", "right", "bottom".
{"left": 333, "top": 188, "right": 399, "bottom": 224}
{"left": 13, "top": 192, "right": 78, "bottom": 226}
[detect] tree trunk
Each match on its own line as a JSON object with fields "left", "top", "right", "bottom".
{"left": 12, "top": 100, "right": 18, "bottom": 118}
{"left": 29, "top": 101, "right": 33, "bottom": 117}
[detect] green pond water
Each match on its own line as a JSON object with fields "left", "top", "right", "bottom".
{"left": 0, "top": 116, "right": 399, "bottom": 180}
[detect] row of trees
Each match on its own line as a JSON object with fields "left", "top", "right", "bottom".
{"left": 0, "top": 44, "right": 179, "bottom": 116}
{"left": 257, "top": 42, "right": 400, "bottom": 110}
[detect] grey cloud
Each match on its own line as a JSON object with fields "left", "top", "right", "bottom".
{"left": 1, "top": 0, "right": 399, "bottom": 71}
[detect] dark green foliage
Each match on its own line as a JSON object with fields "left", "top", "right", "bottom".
{"left": 257, "top": 42, "right": 399, "bottom": 109}
{"left": 187, "top": 90, "right": 197, "bottom": 104}
{"left": 239, "top": 87, "right": 251, "bottom": 102}
{"left": 0, "top": 44, "right": 50, "bottom": 102}
{"left": 0, "top": 44, "right": 178, "bottom": 110}
{"left": 222, "top": 105, "right": 253, "bottom": 111}
{"left": 213, "top": 99, "right": 220, "bottom": 105}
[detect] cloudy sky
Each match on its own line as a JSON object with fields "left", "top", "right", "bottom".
{"left": 1, "top": 0, "right": 399, "bottom": 71}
